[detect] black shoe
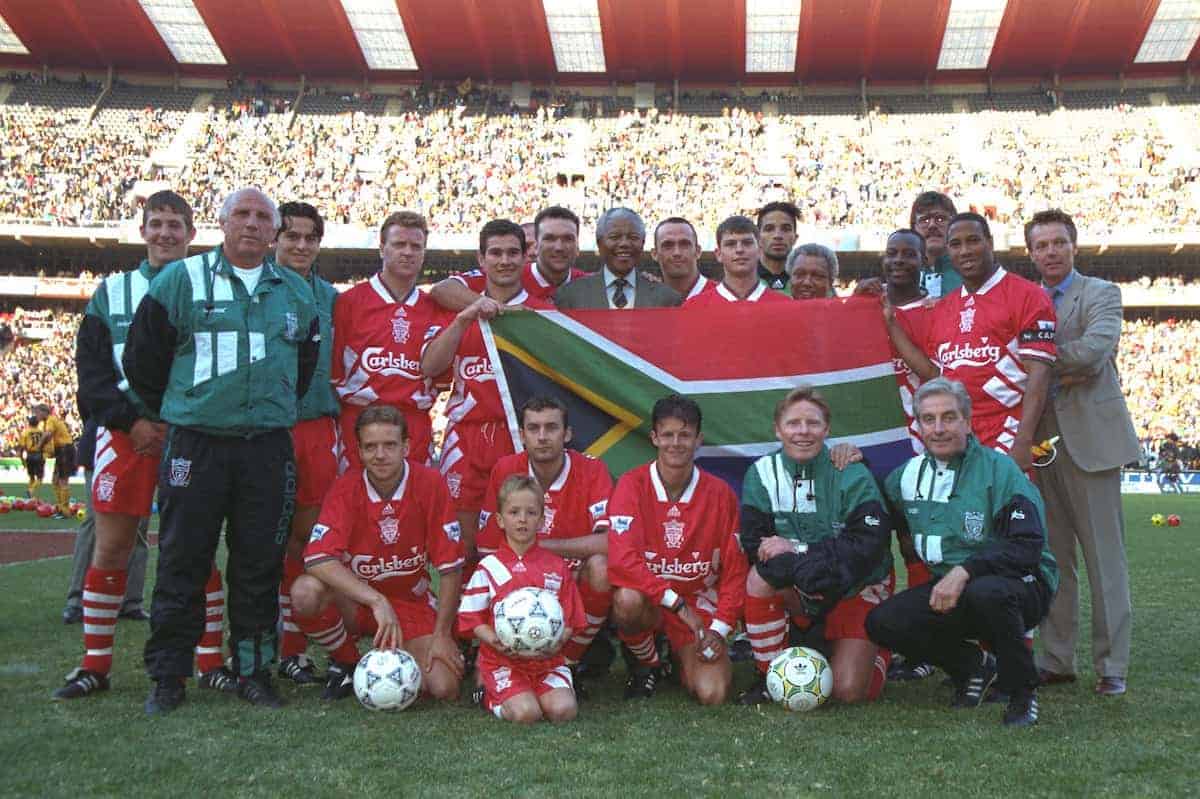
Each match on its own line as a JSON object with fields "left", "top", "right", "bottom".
{"left": 984, "top": 685, "right": 1010, "bottom": 704}
{"left": 61, "top": 605, "right": 83, "bottom": 625}
{"left": 1003, "top": 689, "right": 1040, "bottom": 727}
{"left": 729, "top": 635, "right": 753, "bottom": 663}
{"left": 889, "top": 660, "right": 936, "bottom": 681}
{"left": 951, "top": 651, "right": 998, "bottom": 709}
{"left": 623, "top": 664, "right": 660, "bottom": 699}
{"left": 322, "top": 661, "right": 355, "bottom": 701}
{"left": 655, "top": 634, "right": 677, "bottom": 684}
{"left": 145, "top": 677, "right": 186, "bottom": 715}
{"left": 737, "top": 675, "right": 772, "bottom": 706}
{"left": 51, "top": 667, "right": 109, "bottom": 700}
{"left": 118, "top": 605, "right": 150, "bottom": 621}
{"left": 197, "top": 666, "right": 238, "bottom": 693}
{"left": 471, "top": 684, "right": 486, "bottom": 708}
{"left": 236, "top": 671, "right": 285, "bottom": 708}
{"left": 278, "top": 654, "right": 321, "bottom": 686}
{"left": 569, "top": 665, "right": 589, "bottom": 702}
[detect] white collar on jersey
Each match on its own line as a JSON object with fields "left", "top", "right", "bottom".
{"left": 960, "top": 265, "right": 1007, "bottom": 299}
{"left": 715, "top": 281, "right": 766, "bottom": 303}
{"left": 528, "top": 451, "right": 571, "bottom": 492}
{"left": 685, "top": 274, "right": 710, "bottom": 300}
{"left": 650, "top": 462, "right": 700, "bottom": 503}
{"left": 362, "top": 462, "right": 409, "bottom": 503}
{"left": 529, "top": 261, "right": 572, "bottom": 289}
{"left": 369, "top": 273, "right": 420, "bottom": 306}
{"left": 501, "top": 288, "right": 530, "bottom": 306}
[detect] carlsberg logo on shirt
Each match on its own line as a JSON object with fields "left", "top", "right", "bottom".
{"left": 937, "top": 341, "right": 1002, "bottom": 369}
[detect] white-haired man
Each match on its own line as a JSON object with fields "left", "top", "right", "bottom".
{"left": 123, "top": 187, "right": 321, "bottom": 714}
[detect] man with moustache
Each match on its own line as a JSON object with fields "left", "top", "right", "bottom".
{"left": 554, "top": 208, "right": 681, "bottom": 310}
{"left": 910, "top": 191, "right": 962, "bottom": 299}
{"left": 684, "top": 216, "right": 790, "bottom": 307}
{"left": 123, "top": 188, "right": 320, "bottom": 713}
{"left": 885, "top": 213, "right": 1056, "bottom": 473}
{"left": 757, "top": 202, "right": 800, "bottom": 292}
{"left": 333, "top": 211, "right": 449, "bottom": 469}
{"left": 651, "top": 217, "right": 712, "bottom": 301}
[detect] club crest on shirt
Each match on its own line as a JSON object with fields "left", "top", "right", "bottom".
{"left": 168, "top": 458, "right": 192, "bottom": 488}
{"left": 446, "top": 472, "right": 463, "bottom": 498}
{"left": 96, "top": 472, "right": 117, "bottom": 502}
{"left": 963, "top": 511, "right": 985, "bottom": 541}
{"left": 663, "top": 519, "right": 685, "bottom": 549}
{"left": 959, "top": 307, "right": 976, "bottom": 333}
{"left": 543, "top": 572, "right": 563, "bottom": 593}
{"left": 493, "top": 667, "right": 512, "bottom": 692}
{"left": 391, "top": 309, "right": 410, "bottom": 344}
{"left": 378, "top": 516, "right": 400, "bottom": 545}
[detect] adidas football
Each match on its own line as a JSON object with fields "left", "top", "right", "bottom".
{"left": 1151, "top": 513, "right": 1166, "bottom": 526}
{"left": 493, "top": 587, "right": 566, "bottom": 658}
{"left": 353, "top": 649, "right": 421, "bottom": 711}
{"left": 766, "top": 646, "right": 833, "bottom": 712}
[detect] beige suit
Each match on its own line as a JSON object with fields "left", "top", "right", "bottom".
{"left": 1034, "top": 273, "right": 1137, "bottom": 678}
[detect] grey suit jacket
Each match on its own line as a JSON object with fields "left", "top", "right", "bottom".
{"left": 1037, "top": 273, "right": 1139, "bottom": 472}
{"left": 554, "top": 271, "right": 681, "bottom": 310}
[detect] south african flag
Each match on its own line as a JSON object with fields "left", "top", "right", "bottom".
{"left": 482, "top": 299, "right": 913, "bottom": 491}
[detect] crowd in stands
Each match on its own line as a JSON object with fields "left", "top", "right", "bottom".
{"left": 0, "top": 310, "right": 80, "bottom": 456}
{"left": 2, "top": 79, "right": 1198, "bottom": 238}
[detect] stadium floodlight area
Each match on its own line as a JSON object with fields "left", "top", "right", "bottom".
{"left": 1135, "top": 0, "right": 1200, "bottom": 63}
{"left": 936, "top": 0, "right": 1008, "bottom": 71}
{"left": 137, "top": 0, "right": 225, "bottom": 65}
{"left": 543, "top": 0, "right": 606, "bottom": 73}
{"left": 745, "top": 0, "right": 801, "bottom": 73}
{"left": 0, "top": 12, "right": 28, "bottom": 54}
{"left": 339, "top": 0, "right": 418, "bottom": 71}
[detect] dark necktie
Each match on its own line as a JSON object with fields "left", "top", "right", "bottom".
{"left": 612, "top": 277, "right": 629, "bottom": 309}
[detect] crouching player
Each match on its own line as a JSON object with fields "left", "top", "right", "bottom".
{"left": 459, "top": 475, "right": 586, "bottom": 723}
{"left": 607, "top": 395, "right": 748, "bottom": 704}
{"left": 477, "top": 396, "right": 613, "bottom": 677}
{"left": 738, "top": 387, "right": 894, "bottom": 706}
{"left": 865, "top": 378, "right": 1058, "bottom": 727}
{"left": 290, "top": 405, "right": 465, "bottom": 702}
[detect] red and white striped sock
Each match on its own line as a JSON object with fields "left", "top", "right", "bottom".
{"left": 868, "top": 650, "right": 891, "bottom": 701}
{"left": 745, "top": 594, "right": 788, "bottom": 675}
{"left": 81, "top": 567, "right": 125, "bottom": 674}
{"left": 617, "top": 630, "right": 659, "bottom": 668}
{"left": 295, "top": 603, "right": 359, "bottom": 665}
{"left": 278, "top": 555, "right": 307, "bottom": 659}
{"left": 561, "top": 579, "right": 611, "bottom": 664}
{"left": 193, "top": 565, "right": 225, "bottom": 674}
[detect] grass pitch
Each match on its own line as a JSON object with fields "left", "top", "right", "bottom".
{"left": 1, "top": 495, "right": 1198, "bottom": 798}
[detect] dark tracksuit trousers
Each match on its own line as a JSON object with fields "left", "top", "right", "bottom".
{"left": 866, "top": 574, "right": 1052, "bottom": 693}
{"left": 144, "top": 426, "right": 296, "bottom": 680}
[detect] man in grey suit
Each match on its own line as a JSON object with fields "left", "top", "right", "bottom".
{"left": 1026, "top": 209, "right": 1137, "bottom": 697}
{"left": 555, "top": 208, "right": 681, "bottom": 309}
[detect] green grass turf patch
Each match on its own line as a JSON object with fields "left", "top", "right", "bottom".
{"left": 1, "top": 495, "right": 1198, "bottom": 797}
{"left": 0, "top": 482, "right": 158, "bottom": 532}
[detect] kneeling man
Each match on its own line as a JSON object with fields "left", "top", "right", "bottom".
{"left": 291, "top": 405, "right": 465, "bottom": 702}
{"left": 866, "top": 378, "right": 1058, "bottom": 727}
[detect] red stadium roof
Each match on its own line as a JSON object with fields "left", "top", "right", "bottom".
{"left": 0, "top": 0, "right": 1194, "bottom": 84}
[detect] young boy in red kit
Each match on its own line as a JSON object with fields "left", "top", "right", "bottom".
{"left": 459, "top": 475, "right": 585, "bottom": 723}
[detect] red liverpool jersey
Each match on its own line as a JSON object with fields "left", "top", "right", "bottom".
{"left": 606, "top": 462, "right": 748, "bottom": 634}
{"left": 457, "top": 540, "right": 586, "bottom": 666}
{"left": 476, "top": 450, "right": 614, "bottom": 557}
{"left": 922, "top": 268, "right": 1056, "bottom": 451}
{"left": 331, "top": 275, "right": 450, "bottom": 413}
{"left": 893, "top": 297, "right": 934, "bottom": 454}
{"left": 439, "top": 279, "right": 551, "bottom": 425}
{"left": 682, "top": 281, "right": 791, "bottom": 308}
{"left": 304, "top": 464, "right": 464, "bottom": 602}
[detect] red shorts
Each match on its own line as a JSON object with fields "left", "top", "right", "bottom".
{"left": 794, "top": 572, "right": 896, "bottom": 641}
{"left": 293, "top": 416, "right": 339, "bottom": 507}
{"left": 352, "top": 594, "right": 438, "bottom": 641}
{"left": 92, "top": 427, "right": 157, "bottom": 515}
{"left": 439, "top": 420, "right": 515, "bottom": 513}
{"left": 659, "top": 600, "right": 716, "bottom": 655}
{"left": 340, "top": 405, "right": 434, "bottom": 470}
{"left": 477, "top": 649, "right": 573, "bottom": 716}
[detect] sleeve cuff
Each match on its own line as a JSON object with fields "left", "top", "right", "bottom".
{"left": 708, "top": 620, "right": 732, "bottom": 638}
{"left": 659, "top": 589, "right": 680, "bottom": 609}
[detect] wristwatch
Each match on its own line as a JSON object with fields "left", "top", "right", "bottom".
{"left": 669, "top": 596, "right": 687, "bottom": 614}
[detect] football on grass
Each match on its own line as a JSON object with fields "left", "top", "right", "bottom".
{"left": 493, "top": 587, "right": 565, "bottom": 658}
{"left": 353, "top": 649, "right": 421, "bottom": 711}
{"left": 766, "top": 646, "right": 833, "bottom": 712}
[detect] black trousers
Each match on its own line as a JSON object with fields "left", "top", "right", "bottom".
{"left": 144, "top": 426, "right": 295, "bottom": 680}
{"left": 866, "top": 574, "right": 1052, "bottom": 693}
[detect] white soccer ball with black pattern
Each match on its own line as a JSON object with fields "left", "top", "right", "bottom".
{"left": 493, "top": 587, "right": 566, "bottom": 658}
{"left": 766, "top": 646, "right": 833, "bottom": 712}
{"left": 353, "top": 648, "right": 422, "bottom": 711}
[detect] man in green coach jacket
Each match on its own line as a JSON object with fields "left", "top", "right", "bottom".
{"left": 123, "top": 187, "right": 320, "bottom": 715}
{"left": 866, "top": 377, "right": 1057, "bottom": 729}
